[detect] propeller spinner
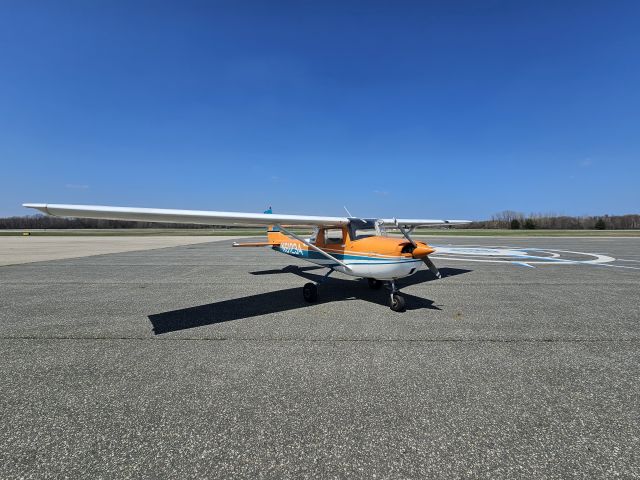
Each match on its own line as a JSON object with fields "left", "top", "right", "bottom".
{"left": 394, "top": 219, "right": 442, "bottom": 279}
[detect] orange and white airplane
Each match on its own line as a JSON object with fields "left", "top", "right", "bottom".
{"left": 23, "top": 203, "right": 470, "bottom": 311}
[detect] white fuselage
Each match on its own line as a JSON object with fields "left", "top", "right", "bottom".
{"left": 273, "top": 245, "right": 424, "bottom": 280}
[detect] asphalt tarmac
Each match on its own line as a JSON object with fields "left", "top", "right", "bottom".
{"left": 1, "top": 236, "right": 639, "bottom": 479}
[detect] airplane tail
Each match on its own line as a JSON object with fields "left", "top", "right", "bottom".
{"left": 232, "top": 206, "right": 284, "bottom": 248}
{"left": 264, "top": 206, "right": 286, "bottom": 245}
{"left": 266, "top": 224, "right": 287, "bottom": 245}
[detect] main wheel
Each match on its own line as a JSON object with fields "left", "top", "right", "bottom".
{"left": 390, "top": 294, "right": 406, "bottom": 312}
{"left": 302, "top": 282, "right": 318, "bottom": 302}
{"left": 367, "top": 278, "right": 383, "bottom": 290}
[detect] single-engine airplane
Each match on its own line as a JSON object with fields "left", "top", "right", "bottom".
{"left": 23, "top": 203, "right": 470, "bottom": 311}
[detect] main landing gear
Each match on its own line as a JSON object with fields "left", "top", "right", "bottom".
{"left": 302, "top": 269, "right": 333, "bottom": 303}
{"left": 301, "top": 271, "right": 406, "bottom": 312}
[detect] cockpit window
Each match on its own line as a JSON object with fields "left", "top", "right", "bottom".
{"left": 351, "top": 227, "right": 376, "bottom": 240}
{"left": 348, "top": 219, "right": 378, "bottom": 240}
{"left": 324, "top": 229, "right": 344, "bottom": 244}
{"left": 308, "top": 227, "right": 319, "bottom": 244}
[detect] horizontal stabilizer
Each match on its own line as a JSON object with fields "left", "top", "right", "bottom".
{"left": 232, "top": 241, "right": 278, "bottom": 247}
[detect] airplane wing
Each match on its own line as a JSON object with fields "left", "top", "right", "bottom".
{"left": 22, "top": 203, "right": 349, "bottom": 227}
{"left": 380, "top": 218, "right": 471, "bottom": 227}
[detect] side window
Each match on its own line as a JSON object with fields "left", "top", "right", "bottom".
{"left": 324, "top": 228, "right": 344, "bottom": 245}
{"left": 309, "top": 227, "right": 319, "bottom": 244}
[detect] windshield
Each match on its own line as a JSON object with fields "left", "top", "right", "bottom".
{"left": 351, "top": 228, "right": 376, "bottom": 240}
{"left": 348, "top": 219, "right": 378, "bottom": 240}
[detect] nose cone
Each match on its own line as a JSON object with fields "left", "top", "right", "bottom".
{"left": 412, "top": 244, "right": 435, "bottom": 258}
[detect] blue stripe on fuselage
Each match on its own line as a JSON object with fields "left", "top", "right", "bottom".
{"left": 272, "top": 246, "right": 418, "bottom": 265}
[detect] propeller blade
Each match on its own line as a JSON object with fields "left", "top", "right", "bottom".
{"left": 423, "top": 257, "right": 441, "bottom": 279}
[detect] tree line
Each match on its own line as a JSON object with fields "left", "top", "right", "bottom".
{"left": 0, "top": 215, "right": 221, "bottom": 229}
{"left": 467, "top": 211, "right": 640, "bottom": 230}
{"left": 1, "top": 212, "right": 639, "bottom": 230}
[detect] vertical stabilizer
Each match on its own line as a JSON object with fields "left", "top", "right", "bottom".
{"left": 264, "top": 206, "right": 286, "bottom": 245}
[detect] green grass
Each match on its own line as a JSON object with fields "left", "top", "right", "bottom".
{"left": 1, "top": 228, "right": 639, "bottom": 237}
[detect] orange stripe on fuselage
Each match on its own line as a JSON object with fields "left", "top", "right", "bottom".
{"left": 267, "top": 225, "right": 434, "bottom": 260}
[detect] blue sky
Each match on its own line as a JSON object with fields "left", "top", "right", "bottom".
{"left": 1, "top": 1, "right": 639, "bottom": 219}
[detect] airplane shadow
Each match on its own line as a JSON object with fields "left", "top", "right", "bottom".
{"left": 148, "top": 266, "right": 471, "bottom": 335}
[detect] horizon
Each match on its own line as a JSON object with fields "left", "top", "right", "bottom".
{"left": 1, "top": 1, "right": 639, "bottom": 219}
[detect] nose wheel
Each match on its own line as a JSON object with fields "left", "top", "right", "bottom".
{"left": 390, "top": 294, "right": 405, "bottom": 312}
{"left": 388, "top": 280, "right": 406, "bottom": 312}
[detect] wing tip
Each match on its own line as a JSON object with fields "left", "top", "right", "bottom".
{"left": 23, "top": 203, "right": 49, "bottom": 214}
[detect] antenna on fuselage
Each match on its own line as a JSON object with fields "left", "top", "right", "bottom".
{"left": 344, "top": 206, "right": 370, "bottom": 227}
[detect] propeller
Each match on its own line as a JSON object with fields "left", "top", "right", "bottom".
{"left": 422, "top": 256, "right": 441, "bottom": 279}
{"left": 394, "top": 219, "right": 442, "bottom": 279}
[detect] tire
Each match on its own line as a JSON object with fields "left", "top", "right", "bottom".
{"left": 390, "top": 294, "right": 406, "bottom": 312}
{"left": 367, "top": 278, "right": 383, "bottom": 290}
{"left": 303, "top": 282, "right": 318, "bottom": 302}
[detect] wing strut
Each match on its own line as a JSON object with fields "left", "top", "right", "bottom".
{"left": 277, "top": 225, "right": 351, "bottom": 271}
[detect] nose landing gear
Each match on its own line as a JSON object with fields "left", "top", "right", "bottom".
{"left": 387, "top": 280, "right": 406, "bottom": 312}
